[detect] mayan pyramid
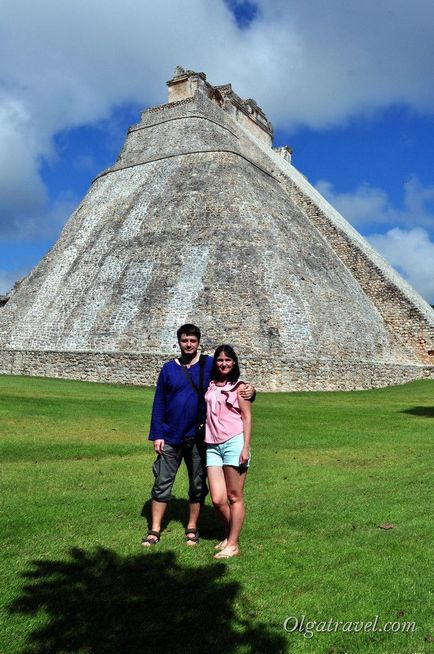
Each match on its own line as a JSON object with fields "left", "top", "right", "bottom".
{"left": 1, "top": 67, "right": 433, "bottom": 390}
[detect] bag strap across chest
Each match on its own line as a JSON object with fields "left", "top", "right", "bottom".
{"left": 179, "top": 355, "right": 207, "bottom": 424}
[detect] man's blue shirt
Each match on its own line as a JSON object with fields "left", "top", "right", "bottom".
{"left": 149, "top": 356, "right": 214, "bottom": 445}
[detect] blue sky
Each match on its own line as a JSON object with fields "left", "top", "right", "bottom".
{"left": 1, "top": 0, "right": 434, "bottom": 302}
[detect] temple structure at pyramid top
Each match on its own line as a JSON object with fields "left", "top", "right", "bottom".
{"left": 0, "top": 67, "right": 433, "bottom": 390}
{"left": 167, "top": 66, "right": 274, "bottom": 145}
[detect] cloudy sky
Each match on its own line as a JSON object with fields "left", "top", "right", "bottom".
{"left": 1, "top": 0, "right": 434, "bottom": 301}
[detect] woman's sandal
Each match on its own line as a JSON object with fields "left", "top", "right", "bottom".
{"left": 213, "top": 547, "right": 240, "bottom": 559}
{"left": 141, "top": 529, "right": 161, "bottom": 547}
{"left": 184, "top": 528, "right": 200, "bottom": 546}
{"left": 214, "top": 539, "right": 228, "bottom": 551}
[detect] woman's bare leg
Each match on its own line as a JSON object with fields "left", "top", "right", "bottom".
{"left": 214, "top": 465, "right": 247, "bottom": 558}
{"left": 207, "top": 466, "right": 230, "bottom": 547}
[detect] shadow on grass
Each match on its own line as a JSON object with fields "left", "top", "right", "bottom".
{"left": 9, "top": 548, "right": 287, "bottom": 654}
{"left": 401, "top": 406, "right": 434, "bottom": 418}
{"left": 141, "top": 497, "right": 222, "bottom": 541}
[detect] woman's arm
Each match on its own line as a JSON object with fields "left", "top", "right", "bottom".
{"left": 237, "top": 389, "right": 252, "bottom": 466}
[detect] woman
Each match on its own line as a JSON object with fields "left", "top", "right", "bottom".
{"left": 205, "top": 344, "right": 252, "bottom": 559}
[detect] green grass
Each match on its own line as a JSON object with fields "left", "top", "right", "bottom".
{"left": 1, "top": 374, "right": 433, "bottom": 654}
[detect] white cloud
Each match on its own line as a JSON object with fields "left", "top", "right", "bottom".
{"left": 250, "top": 0, "right": 434, "bottom": 125}
{"left": 1, "top": 0, "right": 434, "bottom": 243}
{"left": 368, "top": 227, "right": 434, "bottom": 303}
{"left": 315, "top": 180, "right": 392, "bottom": 227}
{"left": 316, "top": 177, "right": 434, "bottom": 231}
{"left": 403, "top": 177, "right": 434, "bottom": 227}
{"left": 0, "top": 97, "right": 48, "bottom": 238}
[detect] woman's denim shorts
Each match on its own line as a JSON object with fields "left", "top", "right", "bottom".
{"left": 206, "top": 432, "right": 250, "bottom": 468}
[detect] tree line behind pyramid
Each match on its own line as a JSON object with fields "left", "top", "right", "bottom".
{"left": 0, "top": 66, "right": 433, "bottom": 391}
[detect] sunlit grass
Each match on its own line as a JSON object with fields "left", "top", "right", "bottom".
{"left": 1, "top": 375, "right": 433, "bottom": 653}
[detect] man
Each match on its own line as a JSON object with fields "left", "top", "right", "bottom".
{"left": 142, "top": 323, "right": 254, "bottom": 547}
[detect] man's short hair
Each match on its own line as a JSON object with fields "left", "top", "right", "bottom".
{"left": 177, "top": 324, "right": 201, "bottom": 342}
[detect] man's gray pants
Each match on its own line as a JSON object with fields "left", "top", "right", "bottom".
{"left": 151, "top": 438, "right": 208, "bottom": 503}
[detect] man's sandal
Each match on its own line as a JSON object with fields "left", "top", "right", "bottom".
{"left": 141, "top": 530, "right": 161, "bottom": 547}
{"left": 184, "top": 528, "right": 200, "bottom": 546}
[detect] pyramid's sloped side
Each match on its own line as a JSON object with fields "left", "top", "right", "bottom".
{"left": 0, "top": 148, "right": 392, "bottom": 361}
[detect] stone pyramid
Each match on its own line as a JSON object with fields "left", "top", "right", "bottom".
{"left": 1, "top": 67, "right": 433, "bottom": 390}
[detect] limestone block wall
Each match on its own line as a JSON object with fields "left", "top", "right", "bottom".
{"left": 0, "top": 349, "right": 432, "bottom": 391}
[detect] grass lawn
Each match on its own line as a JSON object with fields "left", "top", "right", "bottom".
{"left": 0, "top": 374, "right": 433, "bottom": 654}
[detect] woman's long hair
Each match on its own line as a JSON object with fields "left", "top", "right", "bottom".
{"left": 211, "top": 344, "right": 240, "bottom": 383}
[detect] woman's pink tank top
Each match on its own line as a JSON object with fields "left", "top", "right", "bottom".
{"left": 205, "top": 379, "right": 244, "bottom": 444}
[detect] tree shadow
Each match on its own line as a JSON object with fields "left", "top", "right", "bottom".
{"left": 9, "top": 547, "right": 287, "bottom": 654}
{"left": 141, "top": 497, "right": 222, "bottom": 541}
{"left": 401, "top": 406, "right": 434, "bottom": 418}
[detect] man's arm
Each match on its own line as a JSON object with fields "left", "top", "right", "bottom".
{"left": 149, "top": 368, "right": 167, "bottom": 453}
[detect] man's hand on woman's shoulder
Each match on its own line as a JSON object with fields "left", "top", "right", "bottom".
{"left": 238, "top": 383, "right": 255, "bottom": 401}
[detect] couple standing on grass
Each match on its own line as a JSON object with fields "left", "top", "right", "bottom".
{"left": 142, "top": 324, "right": 254, "bottom": 559}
